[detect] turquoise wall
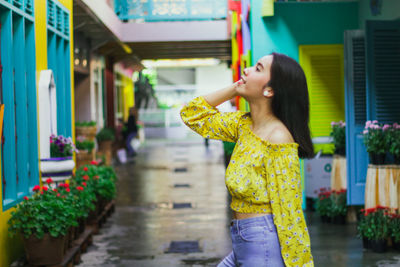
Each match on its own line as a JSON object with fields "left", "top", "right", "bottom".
{"left": 250, "top": 1, "right": 359, "bottom": 63}
{"left": 359, "top": 0, "right": 400, "bottom": 29}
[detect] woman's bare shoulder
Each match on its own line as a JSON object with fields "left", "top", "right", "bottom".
{"left": 268, "top": 125, "right": 294, "bottom": 144}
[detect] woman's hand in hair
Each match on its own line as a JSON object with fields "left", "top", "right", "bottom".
{"left": 203, "top": 83, "right": 239, "bottom": 108}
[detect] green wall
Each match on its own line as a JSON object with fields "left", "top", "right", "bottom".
{"left": 250, "top": 1, "right": 359, "bottom": 63}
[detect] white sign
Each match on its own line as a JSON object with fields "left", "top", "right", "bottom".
{"left": 305, "top": 156, "right": 333, "bottom": 198}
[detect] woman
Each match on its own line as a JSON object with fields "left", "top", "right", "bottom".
{"left": 180, "top": 53, "right": 314, "bottom": 266}
{"left": 126, "top": 107, "right": 138, "bottom": 157}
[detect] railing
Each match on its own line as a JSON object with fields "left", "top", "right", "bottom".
{"left": 114, "top": 0, "right": 227, "bottom": 22}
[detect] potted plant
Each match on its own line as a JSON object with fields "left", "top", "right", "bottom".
{"left": 387, "top": 123, "right": 400, "bottom": 164}
{"left": 75, "top": 137, "right": 96, "bottom": 169}
{"left": 41, "top": 135, "right": 76, "bottom": 184}
{"left": 316, "top": 188, "right": 333, "bottom": 223}
{"left": 75, "top": 121, "right": 97, "bottom": 141}
{"left": 357, "top": 209, "right": 371, "bottom": 249}
{"left": 8, "top": 179, "right": 78, "bottom": 265}
{"left": 96, "top": 127, "right": 115, "bottom": 165}
{"left": 330, "top": 121, "right": 346, "bottom": 156}
{"left": 358, "top": 206, "right": 390, "bottom": 253}
{"left": 330, "top": 189, "right": 347, "bottom": 224}
{"left": 363, "top": 121, "right": 390, "bottom": 165}
{"left": 389, "top": 211, "right": 400, "bottom": 251}
{"left": 76, "top": 163, "right": 117, "bottom": 215}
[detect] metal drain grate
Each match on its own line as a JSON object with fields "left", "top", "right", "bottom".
{"left": 174, "top": 184, "right": 191, "bottom": 188}
{"left": 166, "top": 241, "right": 201, "bottom": 253}
{"left": 174, "top": 167, "right": 188, "bottom": 172}
{"left": 173, "top": 202, "right": 192, "bottom": 209}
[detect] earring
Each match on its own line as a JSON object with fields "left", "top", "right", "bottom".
{"left": 263, "top": 90, "right": 269, "bottom": 96}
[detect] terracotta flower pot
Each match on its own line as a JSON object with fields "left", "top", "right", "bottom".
{"left": 76, "top": 126, "right": 97, "bottom": 141}
{"left": 98, "top": 140, "right": 113, "bottom": 165}
{"left": 76, "top": 150, "right": 95, "bottom": 169}
{"left": 23, "top": 234, "right": 65, "bottom": 265}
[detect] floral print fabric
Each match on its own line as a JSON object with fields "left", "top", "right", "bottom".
{"left": 180, "top": 96, "right": 314, "bottom": 267}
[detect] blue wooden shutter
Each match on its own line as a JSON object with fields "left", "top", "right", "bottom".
{"left": 366, "top": 20, "right": 400, "bottom": 123}
{"left": 344, "top": 30, "right": 368, "bottom": 205}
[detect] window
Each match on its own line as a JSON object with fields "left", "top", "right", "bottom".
{"left": 47, "top": 0, "right": 71, "bottom": 137}
{"left": 0, "top": 0, "right": 38, "bottom": 210}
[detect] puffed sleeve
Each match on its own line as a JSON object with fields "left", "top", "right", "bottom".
{"left": 180, "top": 96, "right": 245, "bottom": 143}
{"left": 265, "top": 145, "right": 314, "bottom": 267}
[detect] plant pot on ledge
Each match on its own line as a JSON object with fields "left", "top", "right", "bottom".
{"left": 76, "top": 149, "right": 95, "bottom": 169}
{"left": 76, "top": 125, "right": 97, "bottom": 141}
{"left": 40, "top": 157, "right": 75, "bottom": 185}
{"left": 96, "top": 127, "right": 115, "bottom": 166}
{"left": 23, "top": 234, "right": 66, "bottom": 266}
{"left": 369, "top": 153, "right": 386, "bottom": 165}
{"left": 370, "top": 238, "right": 388, "bottom": 253}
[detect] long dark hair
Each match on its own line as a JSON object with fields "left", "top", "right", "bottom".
{"left": 267, "top": 53, "right": 314, "bottom": 159}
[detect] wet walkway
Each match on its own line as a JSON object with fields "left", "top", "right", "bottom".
{"left": 77, "top": 138, "right": 400, "bottom": 267}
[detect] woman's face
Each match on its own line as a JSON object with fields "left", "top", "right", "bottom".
{"left": 237, "top": 55, "right": 273, "bottom": 100}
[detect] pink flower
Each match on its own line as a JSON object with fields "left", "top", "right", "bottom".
{"left": 366, "top": 121, "right": 372, "bottom": 128}
{"left": 46, "top": 178, "right": 53, "bottom": 184}
{"left": 373, "top": 120, "right": 378, "bottom": 124}
{"left": 363, "top": 130, "right": 369, "bottom": 135}
{"left": 66, "top": 188, "right": 70, "bottom": 193}
{"left": 57, "top": 193, "right": 61, "bottom": 197}
{"left": 383, "top": 124, "right": 391, "bottom": 131}
{"left": 331, "top": 121, "right": 337, "bottom": 127}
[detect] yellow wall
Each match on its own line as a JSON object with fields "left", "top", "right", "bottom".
{"left": 120, "top": 74, "right": 135, "bottom": 121}
{"left": 0, "top": 1, "right": 74, "bottom": 266}
{"left": 299, "top": 44, "right": 345, "bottom": 154}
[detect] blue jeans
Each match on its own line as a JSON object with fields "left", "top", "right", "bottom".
{"left": 218, "top": 214, "right": 285, "bottom": 267}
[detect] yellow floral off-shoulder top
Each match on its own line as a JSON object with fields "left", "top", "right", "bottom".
{"left": 180, "top": 96, "right": 314, "bottom": 267}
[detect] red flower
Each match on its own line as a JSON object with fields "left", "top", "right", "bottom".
{"left": 57, "top": 193, "right": 61, "bottom": 197}
{"left": 46, "top": 178, "right": 53, "bottom": 184}
{"left": 94, "top": 175, "right": 99, "bottom": 180}
{"left": 83, "top": 175, "right": 89, "bottom": 181}
{"left": 33, "top": 185, "right": 41, "bottom": 192}
{"left": 83, "top": 167, "right": 88, "bottom": 171}
{"left": 66, "top": 188, "right": 70, "bottom": 192}
{"left": 76, "top": 186, "right": 84, "bottom": 191}
{"left": 53, "top": 188, "right": 58, "bottom": 192}
{"left": 90, "top": 160, "right": 98, "bottom": 165}
{"left": 82, "top": 182, "right": 87, "bottom": 187}
{"left": 24, "top": 196, "right": 29, "bottom": 201}
{"left": 42, "top": 186, "right": 48, "bottom": 191}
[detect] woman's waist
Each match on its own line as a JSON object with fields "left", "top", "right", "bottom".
{"left": 233, "top": 211, "right": 272, "bottom": 220}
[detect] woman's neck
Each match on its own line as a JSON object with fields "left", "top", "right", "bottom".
{"left": 249, "top": 101, "right": 277, "bottom": 130}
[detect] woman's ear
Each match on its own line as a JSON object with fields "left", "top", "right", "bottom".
{"left": 263, "top": 87, "right": 274, "bottom": 97}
